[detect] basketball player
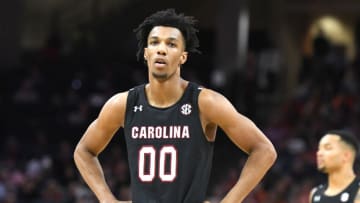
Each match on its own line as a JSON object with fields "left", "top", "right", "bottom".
{"left": 74, "top": 9, "right": 277, "bottom": 203}
{"left": 309, "top": 130, "right": 360, "bottom": 203}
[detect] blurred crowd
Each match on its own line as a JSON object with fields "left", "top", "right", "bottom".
{"left": 1, "top": 21, "right": 360, "bottom": 203}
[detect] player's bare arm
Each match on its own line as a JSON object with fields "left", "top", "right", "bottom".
{"left": 199, "top": 88, "right": 277, "bottom": 203}
{"left": 74, "top": 92, "right": 128, "bottom": 203}
{"left": 354, "top": 188, "right": 360, "bottom": 203}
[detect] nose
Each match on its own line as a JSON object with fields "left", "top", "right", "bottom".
{"left": 316, "top": 149, "right": 322, "bottom": 157}
{"left": 157, "top": 42, "right": 167, "bottom": 55}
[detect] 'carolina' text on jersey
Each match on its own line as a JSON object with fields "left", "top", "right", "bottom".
{"left": 131, "top": 125, "right": 190, "bottom": 139}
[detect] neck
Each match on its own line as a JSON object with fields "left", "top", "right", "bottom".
{"left": 146, "top": 77, "right": 188, "bottom": 108}
{"left": 327, "top": 166, "right": 355, "bottom": 191}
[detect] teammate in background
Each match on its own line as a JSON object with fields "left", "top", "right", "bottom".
{"left": 309, "top": 130, "right": 360, "bottom": 203}
{"left": 73, "top": 8, "right": 277, "bottom": 203}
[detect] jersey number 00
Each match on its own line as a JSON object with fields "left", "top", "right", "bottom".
{"left": 138, "top": 145, "right": 177, "bottom": 182}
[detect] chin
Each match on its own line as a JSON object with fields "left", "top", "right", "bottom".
{"left": 152, "top": 72, "right": 172, "bottom": 81}
{"left": 318, "top": 166, "right": 328, "bottom": 173}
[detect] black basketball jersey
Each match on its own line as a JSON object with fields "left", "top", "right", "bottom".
{"left": 311, "top": 177, "right": 360, "bottom": 203}
{"left": 124, "top": 82, "right": 214, "bottom": 203}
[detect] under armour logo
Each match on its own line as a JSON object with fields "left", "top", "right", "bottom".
{"left": 181, "top": 104, "right": 192, "bottom": 115}
{"left": 134, "top": 105, "right": 143, "bottom": 112}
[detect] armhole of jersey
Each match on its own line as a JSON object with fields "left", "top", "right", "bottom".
{"left": 191, "top": 82, "right": 213, "bottom": 143}
{"left": 352, "top": 178, "right": 360, "bottom": 199}
{"left": 309, "top": 188, "right": 316, "bottom": 203}
{"left": 124, "top": 86, "right": 140, "bottom": 128}
{"left": 312, "top": 187, "right": 318, "bottom": 195}
{"left": 191, "top": 82, "right": 202, "bottom": 113}
{"left": 313, "top": 184, "right": 324, "bottom": 195}
{"left": 310, "top": 186, "right": 321, "bottom": 203}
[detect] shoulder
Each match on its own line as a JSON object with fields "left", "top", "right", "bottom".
{"left": 198, "top": 87, "right": 231, "bottom": 107}
{"left": 355, "top": 189, "right": 360, "bottom": 203}
{"left": 309, "top": 187, "right": 318, "bottom": 198}
{"left": 309, "top": 184, "right": 323, "bottom": 202}
{"left": 97, "top": 91, "right": 129, "bottom": 127}
{"left": 354, "top": 179, "right": 360, "bottom": 203}
{"left": 198, "top": 88, "right": 232, "bottom": 115}
{"left": 103, "top": 91, "right": 129, "bottom": 110}
{"left": 198, "top": 87, "right": 239, "bottom": 124}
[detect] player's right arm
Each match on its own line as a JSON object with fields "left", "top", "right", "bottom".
{"left": 73, "top": 92, "right": 129, "bottom": 203}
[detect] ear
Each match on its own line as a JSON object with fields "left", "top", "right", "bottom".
{"left": 180, "top": 52, "right": 188, "bottom": 65}
{"left": 144, "top": 48, "right": 148, "bottom": 60}
{"left": 343, "top": 149, "right": 354, "bottom": 162}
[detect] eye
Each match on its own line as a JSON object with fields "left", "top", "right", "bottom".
{"left": 324, "top": 145, "right": 332, "bottom": 150}
{"left": 149, "top": 41, "right": 158, "bottom": 46}
{"left": 168, "top": 42, "right": 176, "bottom": 47}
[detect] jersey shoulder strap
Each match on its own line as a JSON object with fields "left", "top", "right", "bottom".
{"left": 125, "top": 84, "right": 145, "bottom": 126}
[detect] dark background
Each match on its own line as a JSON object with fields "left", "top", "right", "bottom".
{"left": 1, "top": 0, "right": 360, "bottom": 202}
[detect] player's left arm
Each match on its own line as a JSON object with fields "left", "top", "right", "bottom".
{"left": 199, "top": 88, "right": 277, "bottom": 203}
{"left": 354, "top": 188, "right": 360, "bottom": 203}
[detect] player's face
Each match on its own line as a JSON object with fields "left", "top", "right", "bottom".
{"left": 144, "top": 26, "right": 188, "bottom": 81}
{"left": 316, "top": 134, "right": 346, "bottom": 173}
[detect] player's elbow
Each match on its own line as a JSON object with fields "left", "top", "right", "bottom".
{"left": 251, "top": 141, "right": 277, "bottom": 168}
{"left": 73, "top": 143, "right": 83, "bottom": 163}
{"left": 263, "top": 143, "right": 277, "bottom": 166}
{"left": 73, "top": 142, "right": 94, "bottom": 163}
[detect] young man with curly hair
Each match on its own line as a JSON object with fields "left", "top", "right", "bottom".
{"left": 74, "top": 9, "right": 276, "bottom": 203}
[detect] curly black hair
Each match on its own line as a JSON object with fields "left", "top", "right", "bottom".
{"left": 133, "top": 8, "right": 201, "bottom": 62}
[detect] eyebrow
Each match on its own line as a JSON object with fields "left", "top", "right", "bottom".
{"left": 319, "top": 142, "right": 332, "bottom": 148}
{"left": 148, "top": 36, "right": 179, "bottom": 41}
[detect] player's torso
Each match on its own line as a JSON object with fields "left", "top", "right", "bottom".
{"left": 124, "top": 82, "right": 214, "bottom": 203}
{"left": 311, "top": 178, "right": 360, "bottom": 203}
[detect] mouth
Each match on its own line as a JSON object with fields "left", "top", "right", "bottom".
{"left": 154, "top": 58, "right": 167, "bottom": 67}
{"left": 317, "top": 159, "right": 324, "bottom": 166}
